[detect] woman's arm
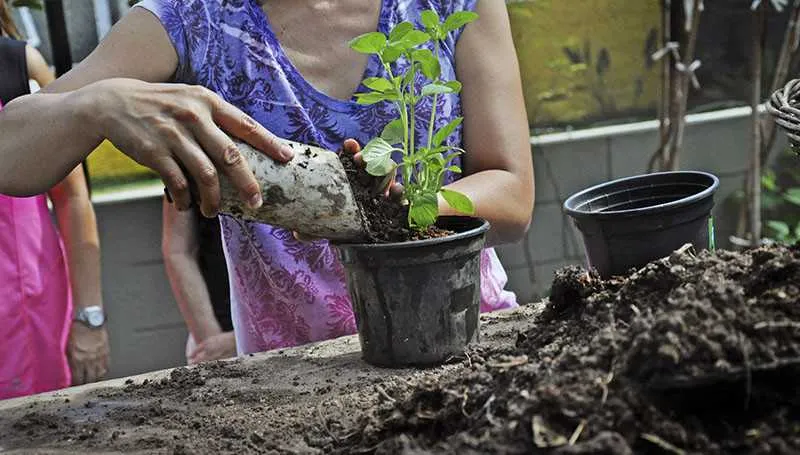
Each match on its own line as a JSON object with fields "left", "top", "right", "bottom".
{"left": 443, "top": 0, "right": 535, "bottom": 246}
{"left": 25, "top": 44, "right": 55, "bottom": 87}
{"left": 48, "top": 165, "right": 109, "bottom": 385}
{"left": 161, "top": 198, "right": 223, "bottom": 343}
{"left": 0, "top": 8, "right": 293, "bottom": 216}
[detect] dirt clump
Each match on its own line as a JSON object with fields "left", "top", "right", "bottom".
{"left": 339, "top": 151, "right": 451, "bottom": 243}
{"left": 331, "top": 244, "right": 800, "bottom": 454}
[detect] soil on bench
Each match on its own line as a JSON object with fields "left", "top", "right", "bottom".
{"left": 2, "top": 244, "right": 800, "bottom": 454}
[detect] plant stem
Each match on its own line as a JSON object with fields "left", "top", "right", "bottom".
{"left": 384, "top": 62, "right": 411, "bottom": 188}
{"left": 426, "top": 41, "right": 442, "bottom": 151}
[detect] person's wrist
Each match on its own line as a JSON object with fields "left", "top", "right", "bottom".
{"left": 69, "top": 82, "right": 114, "bottom": 147}
{"left": 73, "top": 305, "right": 106, "bottom": 329}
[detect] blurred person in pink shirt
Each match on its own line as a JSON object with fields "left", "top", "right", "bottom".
{"left": 0, "top": 1, "right": 108, "bottom": 400}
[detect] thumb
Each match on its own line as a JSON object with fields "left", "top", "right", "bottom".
{"left": 189, "top": 342, "right": 206, "bottom": 364}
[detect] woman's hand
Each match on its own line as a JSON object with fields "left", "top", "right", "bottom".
{"left": 188, "top": 332, "right": 237, "bottom": 365}
{"left": 78, "top": 79, "right": 296, "bottom": 217}
{"left": 67, "top": 322, "right": 110, "bottom": 385}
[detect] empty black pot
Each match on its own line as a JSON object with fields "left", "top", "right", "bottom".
{"left": 564, "top": 171, "right": 719, "bottom": 278}
{"left": 335, "top": 217, "right": 489, "bottom": 367}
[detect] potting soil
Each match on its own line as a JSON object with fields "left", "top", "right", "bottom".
{"left": 2, "top": 244, "right": 800, "bottom": 454}
{"left": 339, "top": 152, "right": 451, "bottom": 243}
{"left": 332, "top": 243, "right": 800, "bottom": 454}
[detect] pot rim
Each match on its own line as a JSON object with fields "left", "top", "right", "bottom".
{"left": 333, "top": 216, "right": 490, "bottom": 250}
{"left": 563, "top": 171, "right": 720, "bottom": 219}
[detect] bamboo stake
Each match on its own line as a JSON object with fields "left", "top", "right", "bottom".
{"left": 750, "top": 2, "right": 767, "bottom": 246}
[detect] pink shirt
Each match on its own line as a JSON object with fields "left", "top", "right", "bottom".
{"left": 0, "top": 191, "right": 72, "bottom": 399}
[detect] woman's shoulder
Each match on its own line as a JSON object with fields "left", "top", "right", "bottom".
{"left": 135, "top": 0, "right": 251, "bottom": 33}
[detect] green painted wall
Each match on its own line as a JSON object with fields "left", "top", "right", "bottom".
{"left": 507, "top": 0, "right": 661, "bottom": 127}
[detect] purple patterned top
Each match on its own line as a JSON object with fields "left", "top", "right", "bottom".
{"left": 138, "top": 0, "right": 518, "bottom": 355}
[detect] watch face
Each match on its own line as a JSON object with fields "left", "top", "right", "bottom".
{"left": 87, "top": 311, "right": 104, "bottom": 327}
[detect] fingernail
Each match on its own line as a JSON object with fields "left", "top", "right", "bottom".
{"left": 280, "top": 146, "right": 294, "bottom": 161}
{"left": 249, "top": 192, "right": 263, "bottom": 209}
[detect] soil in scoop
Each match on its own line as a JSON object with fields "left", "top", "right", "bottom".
{"left": 339, "top": 151, "right": 451, "bottom": 243}
{"left": 329, "top": 244, "right": 800, "bottom": 454}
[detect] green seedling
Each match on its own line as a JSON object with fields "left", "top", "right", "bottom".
{"left": 349, "top": 9, "right": 478, "bottom": 231}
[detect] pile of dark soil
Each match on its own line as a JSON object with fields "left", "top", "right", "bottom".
{"left": 330, "top": 244, "right": 800, "bottom": 454}
{"left": 3, "top": 245, "right": 800, "bottom": 454}
{"left": 339, "top": 152, "right": 450, "bottom": 243}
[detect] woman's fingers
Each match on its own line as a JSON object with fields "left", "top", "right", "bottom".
{"left": 211, "top": 93, "right": 294, "bottom": 163}
{"left": 166, "top": 131, "right": 222, "bottom": 217}
{"left": 389, "top": 182, "right": 404, "bottom": 201}
{"left": 165, "top": 86, "right": 295, "bottom": 216}
{"left": 190, "top": 118, "right": 262, "bottom": 214}
{"left": 342, "top": 138, "right": 361, "bottom": 155}
{"left": 152, "top": 156, "right": 193, "bottom": 211}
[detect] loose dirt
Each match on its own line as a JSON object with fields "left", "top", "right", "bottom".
{"left": 2, "top": 244, "right": 800, "bottom": 454}
{"left": 332, "top": 244, "right": 800, "bottom": 454}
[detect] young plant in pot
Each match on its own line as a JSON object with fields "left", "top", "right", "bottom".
{"left": 334, "top": 9, "right": 487, "bottom": 367}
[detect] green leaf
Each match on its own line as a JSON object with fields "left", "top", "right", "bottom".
{"left": 444, "top": 151, "right": 463, "bottom": 166}
{"left": 389, "top": 21, "right": 414, "bottom": 42}
{"left": 420, "top": 10, "right": 441, "bottom": 31}
{"left": 444, "top": 80, "right": 463, "bottom": 94}
{"left": 381, "top": 119, "right": 405, "bottom": 145}
{"left": 767, "top": 220, "right": 791, "bottom": 240}
{"left": 393, "top": 30, "right": 431, "bottom": 52}
{"left": 421, "top": 82, "right": 455, "bottom": 96}
{"left": 362, "top": 137, "right": 394, "bottom": 160}
{"left": 382, "top": 45, "right": 403, "bottom": 63}
{"left": 362, "top": 77, "right": 394, "bottom": 92}
{"left": 412, "top": 49, "right": 441, "bottom": 80}
{"left": 440, "top": 188, "right": 475, "bottom": 215}
{"left": 446, "top": 165, "right": 462, "bottom": 173}
{"left": 432, "top": 117, "right": 463, "bottom": 147}
{"left": 366, "top": 157, "right": 397, "bottom": 177}
{"left": 408, "top": 192, "right": 439, "bottom": 229}
{"left": 354, "top": 92, "right": 393, "bottom": 105}
{"left": 403, "top": 62, "right": 419, "bottom": 89}
{"left": 794, "top": 222, "right": 800, "bottom": 241}
{"left": 362, "top": 138, "right": 396, "bottom": 176}
{"left": 442, "top": 11, "right": 479, "bottom": 34}
{"left": 762, "top": 170, "right": 778, "bottom": 192}
{"left": 349, "top": 32, "right": 386, "bottom": 54}
{"left": 784, "top": 188, "right": 800, "bottom": 206}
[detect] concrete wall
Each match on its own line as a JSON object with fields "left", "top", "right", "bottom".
{"left": 94, "top": 197, "right": 188, "bottom": 379}
{"left": 95, "top": 107, "right": 781, "bottom": 379}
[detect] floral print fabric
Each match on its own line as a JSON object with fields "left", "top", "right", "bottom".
{"left": 137, "top": 0, "right": 518, "bottom": 355}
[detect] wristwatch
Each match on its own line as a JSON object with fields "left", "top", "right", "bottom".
{"left": 74, "top": 306, "right": 106, "bottom": 329}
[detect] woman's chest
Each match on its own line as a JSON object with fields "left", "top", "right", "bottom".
{"left": 260, "top": 0, "right": 384, "bottom": 101}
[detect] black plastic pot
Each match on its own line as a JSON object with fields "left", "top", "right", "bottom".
{"left": 564, "top": 171, "right": 719, "bottom": 278}
{"left": 335, "top": 217, "right": 489, "bottom": 367}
